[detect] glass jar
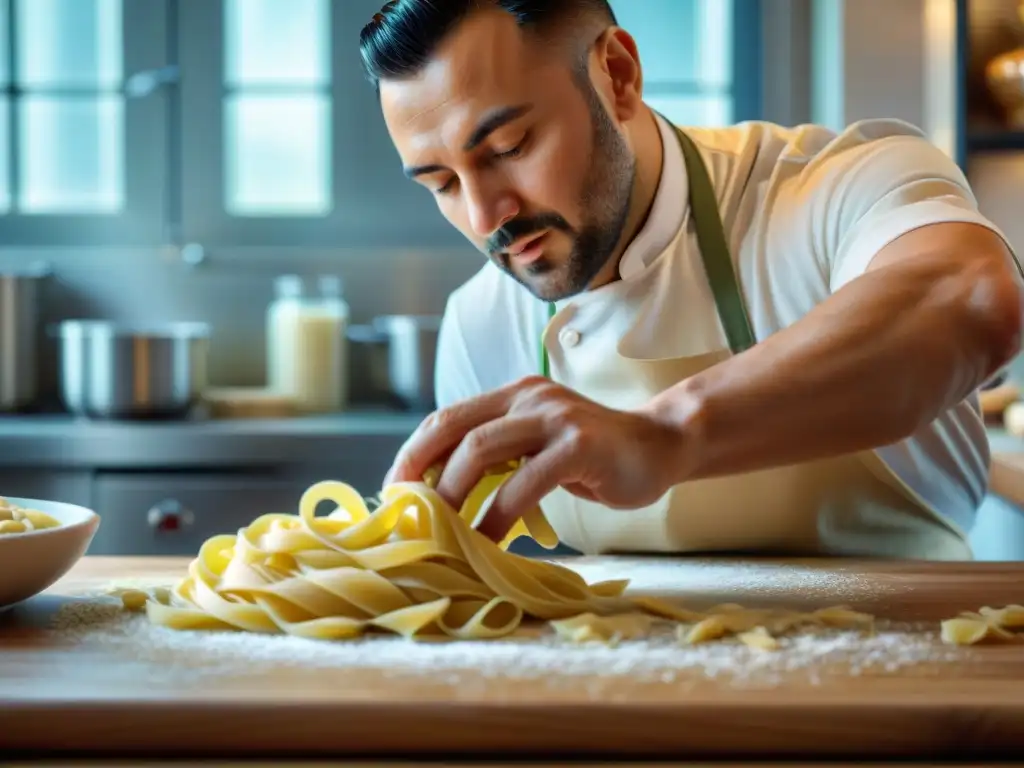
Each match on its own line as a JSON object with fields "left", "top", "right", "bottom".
{"left": 265, "top": 274, "right": 349, "bottom": 413}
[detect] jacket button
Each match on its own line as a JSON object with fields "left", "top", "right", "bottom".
{"left": 560, "top": 328, "right": 581, "bottom": 347}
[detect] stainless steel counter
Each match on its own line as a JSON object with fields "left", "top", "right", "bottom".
{"left": 0, "top": 409, "right": 425, "bottom": 468}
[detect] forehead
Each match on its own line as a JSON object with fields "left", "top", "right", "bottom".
{"left": 379, "top": 9, "right": 562, "bottom": 156}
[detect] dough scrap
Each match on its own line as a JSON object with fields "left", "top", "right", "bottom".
{"left": 673, "top": 604, "right": 874, "bottom": 647}
{"left": 941, "top": 604, "right": 1024, "bottom": 645}
{"left": 550, "top": 612, "right": 655, "bottom": 645}
{"left": 737, "top": 626, "right": 779, "bottom": 652}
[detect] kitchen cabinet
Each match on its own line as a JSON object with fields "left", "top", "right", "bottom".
{"left": 86, "top": 453, "right": 394, "bottom": 557}
{"left": 0, "top": 470, "right": 92, "bottom": 508}
{"left": 88, "top": 471, "right": 313, "bottom": 557}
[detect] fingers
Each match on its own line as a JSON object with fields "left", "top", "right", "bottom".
{"left": 384, "top": 387, "right": 513, "bottom": 485}
{"left": 434, "top": 415, "right": 547, "bottom": 509}
{"left": 477, "top": 440, "right": 580, "bottom": 543}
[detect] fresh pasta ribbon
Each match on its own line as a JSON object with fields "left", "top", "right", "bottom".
{"left": 140, "top": 466, "right": 631, "bottom": 640}
{"left": 423, "top": 458, "right": 559, "bottom": 551}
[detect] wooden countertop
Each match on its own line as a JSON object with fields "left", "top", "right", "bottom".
{"left": 3, "top": 555, "right": 1024, "bottom": 760}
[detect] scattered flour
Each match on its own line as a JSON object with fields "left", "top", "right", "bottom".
{"left": 569, "top": 559, "right": 885, "bottom": 601}
{"left": 49, "top": 591, "right": 960, "bottom": 693}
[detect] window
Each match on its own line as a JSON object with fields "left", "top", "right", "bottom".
{"left": 222, "top": 0, "right": 331, "bottom": 216}
{"left": 611, "top": 0, "right": 762, "bottom": 127}
{"left": 0, "top": 0, "right": 168, "bottom": 244}
{"left": 177, "top": 0, "right": 440, "bottom": 249}
{"left": 1, "top": 0, "right": 762, "bottom": 250}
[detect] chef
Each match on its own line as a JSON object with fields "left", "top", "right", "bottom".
{"left": 363, "top": 0, "right": 1024, "bottom": 559}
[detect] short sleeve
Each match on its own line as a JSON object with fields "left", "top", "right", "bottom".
{"left": 805, "top": 132, "right": 1020, "bottom": 293}
{"left": 434, "top": 294, "right": 484, "bottom": 409}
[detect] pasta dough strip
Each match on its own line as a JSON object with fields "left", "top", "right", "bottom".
{"left": 137, "top": 467, "right": 633, "bottom": 640}
{"left": 941, "top": 604, "right": 1024, "bottom": 645}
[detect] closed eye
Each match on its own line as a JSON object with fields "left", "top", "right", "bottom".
{"left": 434, "top": 178, "right": 457, "bottom": 196}
{"left": 495, "top": 144, "right": 522, "bottom": 160}
{"left": 432, "top": 134, "right": 528, "bottom": 196}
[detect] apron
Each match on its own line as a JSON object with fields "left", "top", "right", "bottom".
{"left": 536, "top": 124, "right": 974, "bottom": 561}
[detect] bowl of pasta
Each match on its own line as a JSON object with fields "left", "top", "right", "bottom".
{"left": 0, "top": 496, "right": 100, "bottom": 610}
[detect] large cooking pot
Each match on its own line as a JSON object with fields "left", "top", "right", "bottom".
{"left": 347, "top": 314, "right": 440, "bottom": 410}
{"left": 54, "top": 320, "right": 210, "bottom": 419}
{"left": 0, "top": 264, "right": 49, "bottom": 411}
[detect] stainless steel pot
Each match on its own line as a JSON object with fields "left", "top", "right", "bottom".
{"left": 347, "top": 314, "right": 440, "bottom": 410}
{"left": 54, "top": 320, "right": 210, "bottom": 419}
{"left": 0, "top": 264, "right": 49, "bottom": 411}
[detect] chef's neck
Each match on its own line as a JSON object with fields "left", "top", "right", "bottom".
{"left": 589, "top": 105, "right": 665, "bottom": 290}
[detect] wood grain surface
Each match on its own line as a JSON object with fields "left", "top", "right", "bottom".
{"left": 2, "top": 555, "right": 1024, "bottom": 760}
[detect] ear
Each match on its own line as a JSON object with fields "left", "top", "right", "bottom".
{"left": 591, "top": 27, "right": 644, "bottom": 123}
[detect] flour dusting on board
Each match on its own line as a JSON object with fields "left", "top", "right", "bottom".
{"left": 50, "top": 591, "right": 958, "bottom": 692}
{"left": 568, "top": 560, "right": 885, "bottom": 601}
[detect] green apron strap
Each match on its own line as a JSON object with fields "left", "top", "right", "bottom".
{"left": 540, "top": 300, "right": 556, "bottom": 378}
{"left": 672, "top": 126, "right": 756, "bottom": 354}
{"left": 539, "top": 118, "right": 757, "bottom": 375}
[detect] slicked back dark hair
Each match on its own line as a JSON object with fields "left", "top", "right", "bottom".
{"left": 359, "top": 0, "right": 618, "bottom": 88}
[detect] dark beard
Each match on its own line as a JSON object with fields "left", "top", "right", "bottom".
{"left": 486, "top": 74, "right": 636, "bottom": 301}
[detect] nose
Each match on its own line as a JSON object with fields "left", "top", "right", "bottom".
{"left": 464, "top": 177, "right": 518, "bottom": 239}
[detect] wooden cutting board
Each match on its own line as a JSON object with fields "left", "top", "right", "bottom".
{"left": 2, "top": 555, "right": 1024, "bottom": 760}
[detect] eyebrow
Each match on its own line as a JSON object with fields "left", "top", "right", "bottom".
{"left": 402, "top": 103, "right": 534, "bottom": 179}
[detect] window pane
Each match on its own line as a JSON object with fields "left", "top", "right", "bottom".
{"left": 19, "top": 96, "right": 124, "bottom": 213}
{"left": 646, "top": 95, "right": 732, "bottom": 128}
{"left": 0, "top": 99, "right": 8, "bottom": 213}
{"left": 225, "top": 95, "right": 331, "bottom": 216}
{"left": 611, "top": 0, "right": 731, "bottom": 86}
{"left": 225, "top": 0, "right": 328, "bottom": 86}
{"left": 16, "top": 0, "right": 122, "bottom": 87}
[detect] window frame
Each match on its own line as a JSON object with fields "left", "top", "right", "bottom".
{"left": 622, "top": 0, "right": 763, "bottom": 128}
{"left": 732, "top": 0, "right": 764, "bottom": 123}
{"left": 0, "top": 0, "right": 171, "bottom": 247}
{"left": 177, "top": 0, "right": 456, "bottom": 250}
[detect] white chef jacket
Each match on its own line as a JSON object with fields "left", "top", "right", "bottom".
{"left": 435, "top": 112, "right": 1019, "bottom": 540}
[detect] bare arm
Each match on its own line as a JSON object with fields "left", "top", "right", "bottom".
{"left": 645, "top": 221, "right": 1024, "bottom": 483}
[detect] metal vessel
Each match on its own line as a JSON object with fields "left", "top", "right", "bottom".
{"left": 0, "top": 264, "right": 49, "bottom": 411}
{"left": 54, "top": 320, "right": 210, "bottom": 419}
{"left": 347, "top": 314, "right": 440, "bottom": 410}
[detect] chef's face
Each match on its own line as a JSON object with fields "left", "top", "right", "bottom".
{"left": 379, "top": 8, "right": 637, "bottom": 301}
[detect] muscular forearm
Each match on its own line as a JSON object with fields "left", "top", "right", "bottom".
{"left": 647, "top": 227, "right": 1023, "bottom": 483}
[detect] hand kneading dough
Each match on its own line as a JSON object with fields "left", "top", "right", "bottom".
{"left": 941, "top": 604, "right": 1024, "bottom": 645}
{"left": 115, "top": 461, "right": 880, "bottom": 646}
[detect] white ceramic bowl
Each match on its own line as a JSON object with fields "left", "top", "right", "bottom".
{"left": 0, "top": 497, "right": 101, "bottom": 610}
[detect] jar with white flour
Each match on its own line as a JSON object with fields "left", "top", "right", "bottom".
{"left": 266, "top": 274, "right": 349, "bottom": 413}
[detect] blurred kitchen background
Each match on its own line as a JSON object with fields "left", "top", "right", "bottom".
{"left": 3, "top": 0, "right": 1024, "bottom": 559}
